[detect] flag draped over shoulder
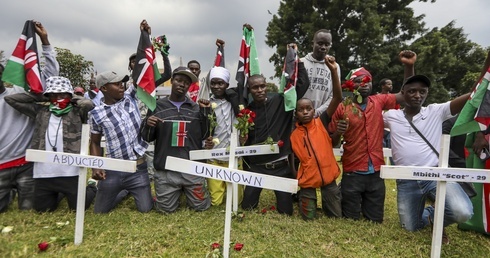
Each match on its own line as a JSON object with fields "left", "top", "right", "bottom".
{"left": 451, "top": 68, "right": 490, "bottom": 136}
{"left": 2, "top": 20, "right": 43, "bottom": 93}
{"left": 236, "top": 25, "right": 260, "bottom": 104}
{"left": 279, "top": 46, "right": 299, "bottom": 111}
{"left": 132, "top": 30, "right": 161, "bottom": 111}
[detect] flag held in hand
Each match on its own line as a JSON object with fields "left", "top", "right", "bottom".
{"left": 132, "top": 29, "right": 161, "bottom": 111}
{"left": 2, "top": 20, "right": 43, "bottom": 93}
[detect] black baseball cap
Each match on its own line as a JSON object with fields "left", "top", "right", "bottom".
{"left": 402, "top": 75, "right": 431, "bottom": 88}
{"left": 172, "top": 66, "right": 198, "bottom": 83}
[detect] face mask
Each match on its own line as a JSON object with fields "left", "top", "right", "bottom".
{"left": 51, "top": 98, "right": 71, "bottom": 109}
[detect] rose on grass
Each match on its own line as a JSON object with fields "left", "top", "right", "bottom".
{"left": 234, "top": 242, "right": 244, "bottom": 251}
{"left": 38, "top": 241, "right": 49, "bottom": 251}
{"left": 211, "top": 242, "right": 221, "bottom": 250}
{"left": 270, "top": 205, "right": 276, "bottom": 211}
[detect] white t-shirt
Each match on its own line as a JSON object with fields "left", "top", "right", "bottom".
{"left": 383, "top": 102, "right": 453, "bottom": 167}
{"left": 34, "top": 114, "right": 78, "bottom": 178}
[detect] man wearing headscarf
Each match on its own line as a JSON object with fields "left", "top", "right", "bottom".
{"left": 328, "top": 51, "right": 416, "bottom": 223}
{"left": 205, "top": 66, "right": 244, "bottom": 205}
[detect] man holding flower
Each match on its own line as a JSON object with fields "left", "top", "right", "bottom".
{"left": 240, "top": 44, "right": 310, "bottom": 215}
{"left": 328, "top": 51, "right": 416, "bottom": 223}
{"left": 205, "top": 66, "right": 244, "bottom": 206}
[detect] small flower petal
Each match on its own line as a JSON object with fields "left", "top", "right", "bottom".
{"left": 1, "top": 226, "right": 13, "bottom": 234}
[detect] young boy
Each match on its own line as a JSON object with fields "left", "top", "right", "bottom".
{"left": 290, "top": 56, "right": 342, "bottom": 220}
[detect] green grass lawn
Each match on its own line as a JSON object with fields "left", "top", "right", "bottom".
{"left": 1, "top": 179, "right": 489, "bottom": 257}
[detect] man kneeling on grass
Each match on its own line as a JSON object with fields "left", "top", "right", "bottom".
{"left": 141, "top": 67, "right": 212, "bottom": 213}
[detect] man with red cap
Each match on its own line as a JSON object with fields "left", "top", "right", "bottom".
{"left": 328, "top": 51, "right": 416, "bottom": 223}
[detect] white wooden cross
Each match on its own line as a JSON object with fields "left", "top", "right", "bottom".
{"left": 381, "top": 134, "right": 490, "bottom": 258}
{"left": 189, "top": 129, "right": 280, "bottom": 212}
{"left": 166, "top": 127, "right": 297, "bottom": 258}
{"left": 25, "top": 124, "right": 137, "bottom": 245}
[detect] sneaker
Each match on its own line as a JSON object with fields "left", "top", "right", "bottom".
{"left": 428, "top": 216, "right": 449, "bottom": 244}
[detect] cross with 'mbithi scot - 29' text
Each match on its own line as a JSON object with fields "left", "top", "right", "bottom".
{"left": 381, "top": 134, "right": 490, "bottom": 258}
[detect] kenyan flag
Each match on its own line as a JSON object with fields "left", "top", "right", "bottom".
{"left": 235, "top": 24, "right": 260, "bottom": 104}
{"left": 171, "top": 121, "right": 188, "bottom": 147}
{"left": 133, "top": 29, "right": 161, "bottom": 111}
{"left": 279, "top": 45, "right": 299, "bottom": 111}
{"left": 2, "top": 20, "right": 43, "bottom": 93}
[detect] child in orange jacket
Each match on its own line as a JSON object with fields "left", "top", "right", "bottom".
{"left": 290, "top": 55, "right": 342, "bottom": 220}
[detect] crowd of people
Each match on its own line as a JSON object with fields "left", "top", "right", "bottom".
{"left": 2, "top": 20, "right": 489, "bottom": 244}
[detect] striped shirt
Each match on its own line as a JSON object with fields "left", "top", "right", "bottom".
{"left": 88, "top": 84, "right": 148, "bottom": 160}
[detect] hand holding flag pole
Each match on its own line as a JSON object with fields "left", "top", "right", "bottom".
{"left": 133, "top": 19, "right": 161, "bottom": 112}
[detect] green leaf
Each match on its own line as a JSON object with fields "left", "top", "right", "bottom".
{"left": 356, "top": 95, "right": 362, "bottom": 104}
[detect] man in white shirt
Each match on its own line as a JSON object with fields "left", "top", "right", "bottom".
{"left": 384, "top": 74, "right": 474, "bottom": 243}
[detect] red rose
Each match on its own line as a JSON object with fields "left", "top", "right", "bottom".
{"left": 342, "top": 80, "right": 355, "bottom": 92}
{"left": 234, "top": 242, "right": 244, "bottom": 251}
{"left": 238, "top": 113, "right": 244, "bottom": 117}
{"left": 362, "top": 76, "right": 371, "bottom": 84}
{"left": 38, "top": 241, "right": 49, "bottom": 251}
{"left": 211, "top": 242, "right": 220, "bottom": 250}
{"left": 277, "top": 140, "right": 284, "bottom": 148}
{"left": 248, "top": 117, "right": 254, "bottom": 123}
{"left": 250, "top": 112, "right": 256, "bottom": 118}
{"left": 270, "top": 205, "right": 276, "bottom": 211}
{"left": 261, "top": 208, "right": 267, "bottom": 214}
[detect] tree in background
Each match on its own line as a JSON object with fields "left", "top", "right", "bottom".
{"left": 409, "top": 21, "right": 487, "bottom": 104}
{"left": 266, "top": 0, "right": 427, "bottom": 79}
{"left": 55, "top": 47, "right": 94, "bottom": 89}
{"left": 266, "top": 0, "right": 489, "bottom": 105}
{"left": 267, "top": 82, "right": 278, "bottom": 93}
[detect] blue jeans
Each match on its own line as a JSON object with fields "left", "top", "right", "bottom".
{"left": 396, "top": 179, "right": 473, "bottom": 231}
{"left": 0, "top": 163, "right": 34, "bottom": 212}
{"left": 94, "top": 163, "right": 152, "bottom": 213}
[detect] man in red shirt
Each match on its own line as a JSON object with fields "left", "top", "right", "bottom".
{"left": 328, "top": 50, "right": 415, "bottom": 223}
{"left": 187, "top": 60, "right": 201, "bottom": 102}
